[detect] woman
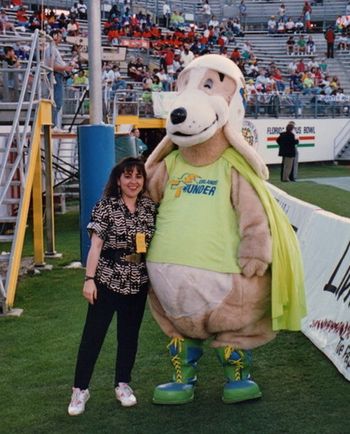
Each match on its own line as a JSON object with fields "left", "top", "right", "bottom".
{"left": 68, "top": 158, "right": 156, "bottom": 416}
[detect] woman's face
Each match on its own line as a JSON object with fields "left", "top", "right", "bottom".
{"left": 118, "top": 167, "right": 144, "bottom": 200}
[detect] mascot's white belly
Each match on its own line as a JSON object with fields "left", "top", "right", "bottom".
{"left": 147, "top": 262, "right": 233, "bottom": 318}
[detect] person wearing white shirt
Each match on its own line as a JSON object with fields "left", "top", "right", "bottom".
{"left": 163, "top": 2, "right": 171, "bottom": 27}
{"left": 180, "top": 45, "right": 194, "bottom": 67}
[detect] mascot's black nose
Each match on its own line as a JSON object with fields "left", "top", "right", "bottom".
{"left": 170, "top": 107, "right": 187, "bottom": 125}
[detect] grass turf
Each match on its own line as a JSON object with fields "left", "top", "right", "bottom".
{"left": 0, "top": 163, "right": 349, "bottom": 434}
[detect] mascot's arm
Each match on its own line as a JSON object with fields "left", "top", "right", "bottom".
{"left": 231, "top": 169, "right": 272, "bottom": 278}
{"left": 146, "top": 160, "right": 168, "bottom": 203}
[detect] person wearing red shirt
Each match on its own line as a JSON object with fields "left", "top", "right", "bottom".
{"left": 230, "top": 47, "right": 241, "bottom": 63}
{"left": 296, "top": 58, "right": 306, "bottom": 74}
{"left": 324, "top": 26, "right": 335, "bottom": 58}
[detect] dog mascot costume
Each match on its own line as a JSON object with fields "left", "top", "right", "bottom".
{"left": 145, "top": 54, "right": 306, "bottom": 405}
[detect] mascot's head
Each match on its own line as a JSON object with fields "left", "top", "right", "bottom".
{"left": 147, "top": 54, "right": 268, "bottom": 179}
{"left": 167, "top": 54, "right": 246, "bottom": 148}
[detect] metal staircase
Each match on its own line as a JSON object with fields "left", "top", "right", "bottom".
{"left": 0, "top": 30, "right": 56, "bottom": 313}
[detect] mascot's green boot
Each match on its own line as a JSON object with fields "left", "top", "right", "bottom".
{"left": 215, "top": 346, "right": 262, "bottom": 404}
{"left": 153, "top": 337, "right": 203, "bottom": 405}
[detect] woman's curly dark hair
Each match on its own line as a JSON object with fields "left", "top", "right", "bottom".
{"left": 103, "top": 157, "right": 147, "bottom": 198}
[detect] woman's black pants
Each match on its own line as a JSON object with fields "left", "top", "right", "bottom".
{"left": 73, "top": 284, "right": 147, "bottom": 389}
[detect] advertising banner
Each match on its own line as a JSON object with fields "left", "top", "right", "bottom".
{"left": 269, "top": 184, "right": 350, "bottom": 381}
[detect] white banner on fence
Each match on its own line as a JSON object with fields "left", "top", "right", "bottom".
{"left": 300, "top": 211, "right": 350, "bottom": 381}
{"left": 269, "top": 184, "right": 350, "bottom": 381}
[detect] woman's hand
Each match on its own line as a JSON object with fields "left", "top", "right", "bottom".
{"left": 83, "top": 280, "right": 98, "bottom": 304}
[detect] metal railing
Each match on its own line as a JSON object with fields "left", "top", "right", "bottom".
{"left": 108, "top": 89, "right": 350, "bottom": 122}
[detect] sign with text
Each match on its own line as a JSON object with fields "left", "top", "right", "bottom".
{"left": 269, "top": 184, "right": 350, "bottom": 381}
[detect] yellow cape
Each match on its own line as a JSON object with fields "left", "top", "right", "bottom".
{"left": 222, "top": 147, "right": 307, "bottom": 331}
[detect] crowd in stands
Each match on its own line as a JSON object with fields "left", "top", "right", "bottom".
{"left": 1, "top": 0, "right": 350, "bottom": 117}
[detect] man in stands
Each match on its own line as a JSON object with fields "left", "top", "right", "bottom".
{"left": 77, "top": 0, "right": 87, "bottom": 20}
{"left": 45, "top": 29, "right": 73, "bottom": 130}
{"left": 267, "top": 16, "right": 277, "bottom": 34}
{"left": 325, "top": 26, "right": 335, "bottom": 59}
{"left": 180, "top": 44, "right": 194, "bottom": 67}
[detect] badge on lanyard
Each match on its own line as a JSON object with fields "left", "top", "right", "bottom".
{"left": 136, "top": 232, "right": 147, "bottom": 253}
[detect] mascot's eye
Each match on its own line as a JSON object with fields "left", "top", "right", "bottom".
{"left": 203, "top": 79, "right": 213, "bottom": 89}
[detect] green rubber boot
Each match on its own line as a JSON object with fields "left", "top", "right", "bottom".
{"left": 215, "top": 346, "right": 262, "bottom": 404}
{"left": 153, "top": 337, "right": 203, "bottom": 405}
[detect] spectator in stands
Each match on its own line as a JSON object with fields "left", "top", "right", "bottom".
{"left": 271, "top": 67, "right": 285, "bottom": 92}
{"left": 151, "top": 74, "right": 162, "bottom": 92}
{"left": 73, "top": 69, "right": 88, "bottom": 86}
{"left": 307, "top": 56, "right": 319, "bottom": 70}
{"left": 239, "top": 1, "right": 247, "bottom": 31}
{"left": 267, "top": 16, "right": 277, "bottom": 34}
{"left": 70, "top": 2, "right": 79, "bottom": 19}
{"left": 112, "top": 65, "right": 126, "bottom": 91}
{"left": 10, "top": 0, "right": 23, "bottom": 10}
{"left": 295, "top": 17, "right": 304, "bottom": 33}
{"left": 2, "top": 45, "right": 20, "bottom": 101}
{"left": 230, "top": 47, "right": 241, "bottom": 64}
{"left": 278, "top": 3, "right": 286, "bottom": 22}
{"left": 201, "top": 0, "right": 211, "bottom": 24}
{"left": 67, "top": 18, "right": 80, "bottom": 36}
{"left": 15, "top": 6, "right": 28, "bottom": 29}
{"left": 0, "top": 8, "right": 18, "bottom": 34}
{"left": 102, "top": 62, "right": 114, "bottom": 85}
{"left": 338, "top": 31, "right": 348, "bottom": 51}
{"left": 325, "top": 26, "right": 335, "bottom": 59}
{"left": 180, "top": 44, "right": 194, "bottom": 67}
{"left": 296, "top": 34, "right": 306, "bottom": 55}
{"left": 77, "top": 0, "right": 87, "bottom": 20}
{"left": 296, "top": 58, "right": 306, "bottom": 74}
{"left": 285, "top": 18, "right": 295, "bottom": 33}
{"left": 127, "top": 56, "right": 146, "bottom": 82}
{"left": 277, "top": 19, "right": 285, "bottom": 34}
{"left": 170, "top": 10, "right": 184, "bottom": 28}
{"left": 45, "top": 29, "right": 73, "bottom": 129}
{"left": 209, "top": 15, "right": 219, "bottom": 29}
{"left": 287, "top": 59, "right": 298, "bottom": 74}
{"left": 289, "top": 72, "right": 303, "bottom": 92}
{"left": 302, "top": 72, "right": 315, "bottom": 94}
{"left": 163, "top": 1, "right": 171, "bottom": 28}
{"left": 232, "top": 18, "right": 244, "bottom": 37}
{"left": 302, "top": 2, "right": 312, "bottom": 31}
{"left": 286, "top": 36, "right": 295, "bottom": 55}
{"left": 155, "top": 67, "right": 171, "bottom": 91}
{"left": 306, "top": 35, "right": 316, "bottom": 55}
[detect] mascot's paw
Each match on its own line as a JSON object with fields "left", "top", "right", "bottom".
{"left": 222, "top": 379, "right": 262, "bottom": 404}
{"left": 153, "top": 382, "right": 194, "bottom": 405}
{"left": 239, "top": 257, "right": 268, "bottom": 278}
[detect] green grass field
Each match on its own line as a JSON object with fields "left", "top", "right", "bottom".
{"left": 0, "top": 163, "right": 349, "bottom": 434}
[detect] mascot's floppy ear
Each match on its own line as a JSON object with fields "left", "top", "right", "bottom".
{"left": 184, "top": 55, "right": 268, "bottom": 180}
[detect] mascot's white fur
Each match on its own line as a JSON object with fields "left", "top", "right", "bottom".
{"left": 145, "top": 54, "right": 305, "bottom": 405}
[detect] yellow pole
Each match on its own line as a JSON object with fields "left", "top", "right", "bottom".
{"left": 6, "top": 101, "right": 50, "bottom": 308}
{"left": 32, "top": 146, "right": 45, "bottom": 266}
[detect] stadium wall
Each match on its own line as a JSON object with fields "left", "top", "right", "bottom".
{"left": 244, "top": 118, "right": 350, "bottom": 164}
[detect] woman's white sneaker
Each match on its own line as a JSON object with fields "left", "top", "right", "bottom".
{"left": 115, "top": 383, "right": 137, "bottom": 407}
{"left": 68, "top": 387, "right": 90, "bottom": 416}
